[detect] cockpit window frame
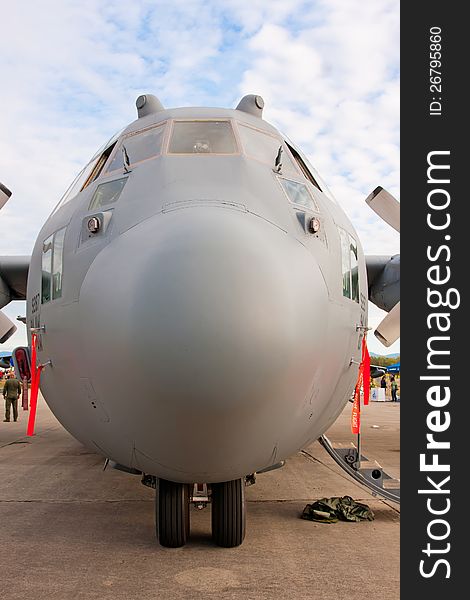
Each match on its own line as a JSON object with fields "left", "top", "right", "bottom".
{"left": 236, "top": 122, "right": 300, "bottom": 178}
{"left": 88, "top": 176, "right": 128, "bottom": 211}
{"left": 282, "top": 133, "right": 338, "bottom": 205}
{"left": 80, "top": 142, "right": 118, "bottom": 191}
{"left": 41, "top": 226, "right": 67, "bottom": 305}
{"left": 338, "top": 226, "right": 360, "bottom": 304}
{"left": 277, "top": 176, "right": 320, "bottom": 213}
{"left": 166, "top": 119, "right": 241, "bottom": 156}
{"left": 285, "top": 142, "right": 322, "bottom": 191}
{"left": 105, "top": 121, "right": 168, "bottom": 174}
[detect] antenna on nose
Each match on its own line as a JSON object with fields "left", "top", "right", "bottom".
{"left": 136, "top": 94, "right": 165, "bottom": 118}
{"left": 236, "top": 94, "right": 264, "bottom": 118}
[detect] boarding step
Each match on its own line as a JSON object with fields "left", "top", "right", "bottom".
{"left": 318, "top": 435, "right": 400, "bottom": 504}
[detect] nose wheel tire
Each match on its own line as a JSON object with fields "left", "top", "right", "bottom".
{"left": 211, "top": 478, "right": 246, "bottom": 547}
{"left": 155, "top": 478, "right": 190, "bottom": 547}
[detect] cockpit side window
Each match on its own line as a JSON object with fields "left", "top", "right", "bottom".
{"left": 88, "top": 177, "right": 128, "bottom": 210}
{"left": 285, "top": 143, "right": 322, "bottom": 191}
{"left": 106, "top": 123, "right": 166, "bottom": 172}
{"left": 168, "top": 120, "right": 238, "bottom": 154}
{"left": 41, "top": 235, "right": 53, "bottom": 304}
{"left": 278, "top": 178, "right": 319, "bottom": 212}
{"left": 52, "top": 227, "right": 66, "bottom": 300}
{"left": 41, "top": 226, "right": 67, "bottom": 304}
{"left": 350, "top": 236, "right": 359, "bottom": 302}
{"left": 237, "top": 124, "right": 298, "bottom": 176}
{"left": 81, "top": 142, "right": 117, "bottom": 190}
{"left": 338, "top": 227, "right": 359, "bottom": 303}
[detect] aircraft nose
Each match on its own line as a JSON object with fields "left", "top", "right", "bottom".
{"left": 80, "top": 207, "right": 329, "bottom": 480}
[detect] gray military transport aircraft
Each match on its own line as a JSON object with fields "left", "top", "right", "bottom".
{"left": 0, "top": 94, "right": 399, "bottom": 548}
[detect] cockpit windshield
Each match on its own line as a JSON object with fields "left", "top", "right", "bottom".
{"left": 106, "top": 123, "right": 166, "bottom": 173}
{"left": 168, "top": 121, "right": 238, "bottom": 154}
{"left": 237, "top": 124, "right": 299, "bottom": 178}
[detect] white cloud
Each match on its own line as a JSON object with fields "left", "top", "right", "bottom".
{"left": 238, "top": 1, "right": 399, "bottom": 264}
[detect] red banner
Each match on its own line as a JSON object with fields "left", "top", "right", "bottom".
{"left": 351, "top": 385, "right": 361, "bottom": 434}
{"left": 26, "top": 333, "right": 43, "bottom": 437}
{"left": 351, "top": 334, "right": 370, "bottom": 433}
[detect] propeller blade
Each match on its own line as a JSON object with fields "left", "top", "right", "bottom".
{"left": 365, "top": 186, "right": 400, "bottom": 233}
{"left": 374, "top": 301, "right": 400, "bottom": 347}
{"left": 0, "top": 310, "right": 17, "bottom": 343}
{"left": 0, "top": 182, "right": 12, "bottom": 211}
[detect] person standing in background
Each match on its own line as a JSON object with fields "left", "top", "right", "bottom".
{"left": 390, "top": 375, "right": 398, "bottom": 402}
{"left": 3, "top": 372, "right": 22, "bottom": 422}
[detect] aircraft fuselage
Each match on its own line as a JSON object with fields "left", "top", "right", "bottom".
{"left": 26, "top": 101, "right": 367, "bottom": 483}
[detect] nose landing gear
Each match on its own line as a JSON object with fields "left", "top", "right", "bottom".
{"left": 154, "top": 477, "right": 247, "bottom": 548}
{"left": 211, "top": 478, "right": 246, "bottom": 548}
{"left": 155, "top": 478, "right": 190, "bottom": 548}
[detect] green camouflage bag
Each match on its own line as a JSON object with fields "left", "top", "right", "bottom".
{"left": 301, "top": 495, "right": 374, "bottom": 523}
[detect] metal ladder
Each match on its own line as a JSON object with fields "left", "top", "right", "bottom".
{"left": 318, "top": 434, "right": 400, "bottom": 504}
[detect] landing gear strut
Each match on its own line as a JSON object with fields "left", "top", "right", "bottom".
{"left": 155, "top": 478, "right": 190, "bottom": 547}
{"left": 211, "top": 478, "right": 246, "bottom": 547}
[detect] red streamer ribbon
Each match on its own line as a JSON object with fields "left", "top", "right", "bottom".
{"left": 351, "top": 335, "right": 370, "bottom": 433}
{"left": 351, "top": 386, "right": 361, "bottom": 434}
{"left": 26, "top": 333, "right": 44, "bottom": 437}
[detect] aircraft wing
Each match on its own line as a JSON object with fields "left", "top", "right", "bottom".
{"left": 0, "top": 256, "right": 29, "bottom": 307}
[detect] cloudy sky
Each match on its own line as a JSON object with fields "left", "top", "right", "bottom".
{"left": 0, "top": 0, "right": 399, "bottom": 356}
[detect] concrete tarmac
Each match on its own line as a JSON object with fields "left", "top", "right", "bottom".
{"left": 0, "top": 395, "right": 399, "bottom": 600}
